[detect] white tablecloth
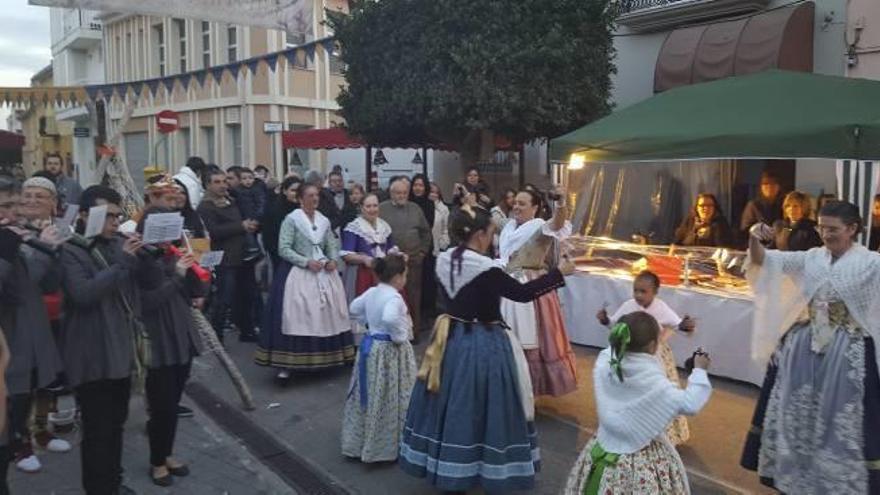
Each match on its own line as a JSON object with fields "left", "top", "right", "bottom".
{"left": 560, "top": 273, "right": 768, "bottom": 386}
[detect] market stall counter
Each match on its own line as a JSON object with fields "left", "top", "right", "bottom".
{"left": 559, "top": 237, "right": 768, "bottom": 386}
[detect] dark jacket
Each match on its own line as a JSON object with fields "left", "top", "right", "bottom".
{"left": 197, "top": 195, "right": 246, "bottom": 267}
{"left": 52, "top": 173, "right": 83, "bottom": 208}
{"left": 318, "top": 188, "right": 352, "bottom": 231}
{"left": 0, "top": 247, "right": 63, "bottom": 395}
{"left": 137, "top": 255, "right": 204, "bottom": 368}
{"left": 674, "top": 214, "right": 734, "bottom": 248}
{"left": 740, "top": 196, "right": 784, "bottom": 232}
{"left": 234, "top": 184, "right": 267, "bottom": 220}
{"left": 58, "top": 237, "right": 139, "bottom": 388}
{"left": 262, "top": 198, "right": 299, "bottom": 262}
{"left": 772, "top": 219, "right": 822, "bottom": 252}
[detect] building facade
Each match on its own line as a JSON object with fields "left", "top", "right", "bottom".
{"left": 19, "top": 65, "right": 74, "bottom": 176}
{"left": 98, "top": 0, "right": 347, "bottom": 190}
{"left": 50, "top": 7, "right": 105, "bottom": 185}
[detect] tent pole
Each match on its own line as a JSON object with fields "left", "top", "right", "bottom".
{"left": 422, "top": 146, "right": 428, "bottom": 178}
{"left": 366, "top": 145, "right": 373, "bottom": 189}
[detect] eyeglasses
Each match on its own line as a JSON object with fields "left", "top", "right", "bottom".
{"left": 105, "top": 212, "right": 126, "bottom": 222}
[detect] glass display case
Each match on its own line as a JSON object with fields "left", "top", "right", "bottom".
{"left": 565, "top": 235, "right": 751, "bottom": 298}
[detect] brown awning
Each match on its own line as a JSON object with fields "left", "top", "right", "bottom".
{"left": 654, "top": 2, "right": 814, "bottom": 93}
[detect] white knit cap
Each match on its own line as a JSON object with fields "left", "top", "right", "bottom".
{"left": 22, "top": 177, "right": 57, "bottom": 196}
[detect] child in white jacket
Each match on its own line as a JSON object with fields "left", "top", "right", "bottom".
{"left": 565, "top": 311, "right": 712, "bottom": 495}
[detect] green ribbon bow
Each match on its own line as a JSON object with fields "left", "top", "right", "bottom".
{"left": 583, "top": 442, "right": 620, "bottom": 495}
{"left": 608, "top": 322, "right": 630, "bottom": 382}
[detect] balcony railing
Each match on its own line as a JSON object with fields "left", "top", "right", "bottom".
{"left": 61, "top": 9, "right": 102, "bottom": 36}
{"left": 615, "top": 0, "right": 770, "bottom": 32}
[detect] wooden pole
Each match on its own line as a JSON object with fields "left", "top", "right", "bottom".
{"left": 365, "top": 145, "right": 373, "bottom": 189}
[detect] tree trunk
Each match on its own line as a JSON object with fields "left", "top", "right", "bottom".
{"left": 458, "top": 128, "right": 495, "bottom": 173}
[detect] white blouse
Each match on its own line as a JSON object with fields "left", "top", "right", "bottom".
{"left": 349, "top": 283, "right": 412, "bottom": 343}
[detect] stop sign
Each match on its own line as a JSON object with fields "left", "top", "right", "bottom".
{"left": 156, "top": 110, "right": 179, "bottom": 134}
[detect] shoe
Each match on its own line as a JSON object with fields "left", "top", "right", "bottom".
{"left": 15, "top": 454, "right": 41, "bottom": 473}
{"left": 239, "top": 333, "right": 257, "bottom": 343}
{"left": 34, "top": 432, "right": 72, "bottom": 453}
{"left": 151, "top": 468, "right": 174, "bottom": 487}
{"left": 177, "top": 405, "right": 194, "bottom": 418}
{"left": 168, "top": 464, "right": 190, "bottom": 477}
{"left": 276, "top": 370, "right": 291, "bottom": 381}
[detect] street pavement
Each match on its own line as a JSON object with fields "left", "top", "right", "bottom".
{"left": 10, "top": 333, "right": 773, "bottom": 494}
{"left": 186, "top": 333, "right": 774, "bottom": 495}
{"left": 8, "top": 370, "right": 295, "bottom": 495}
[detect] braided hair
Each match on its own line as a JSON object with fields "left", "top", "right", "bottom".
{"left": 447, "top": 205, "right": 492, "bottom": 292}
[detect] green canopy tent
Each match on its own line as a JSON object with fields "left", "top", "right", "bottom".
{"left": 550, "top": 70, "right": 880, "bottom": 163}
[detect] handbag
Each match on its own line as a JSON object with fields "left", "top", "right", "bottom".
{"left": 87, "top": 238, "right": 152, "bottom": 391}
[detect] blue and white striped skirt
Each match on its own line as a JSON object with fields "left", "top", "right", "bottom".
{"left": 399, "top": 321, "right": 540, "bottom": 493}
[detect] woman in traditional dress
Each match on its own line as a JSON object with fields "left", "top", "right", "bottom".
{"left": 400, "top": 205, "right": 576, "bottom": 493}
{"left": 254, "top": 183, "right": 354, "bottom": 381}
{"left": 341, "top": 254, "right": 415, "bottom": 463}
{"left": 563, "top": 312, "right": 712, "bottom": 494}
{"left": 741, "top": 200, "right": 880, "bottom": 493}
{"left": 498, "top": 188, "right": 578, "bottom": 396}
{"left": 340, "top": 193, "right": 395, "bottom": 303}
{"left": 410, "top": 174, "right": 438, "bottom": 319}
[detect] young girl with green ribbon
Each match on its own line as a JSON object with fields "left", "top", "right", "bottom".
{"left": 563, "top": 311, "right": 712, "bottom": 495}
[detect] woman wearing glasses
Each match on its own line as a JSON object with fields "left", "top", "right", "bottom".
{"left": 742, "top": 200, "right": 880, "bottom": 493}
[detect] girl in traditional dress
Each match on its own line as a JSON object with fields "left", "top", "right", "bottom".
{"left": 596, "top": 270, "right": 696, "bottom": 445}
{"left": 340, "top": 193, "right": 395, "bottom": 303}
{"left": 254, "top": 183, "right": 355, "bottom": 381}
{"left": 341, "top": 254, "right": 416, "bottom": 463}
{"left": 399, "top": 205, "right": 576, "bottom": 493}
{"left": 741, "top": 200, "right": 880, "bottom": 493}
{"left": 498, "top": 188, "right": 578, "bottom": 396}
{"left": 563, "top": 312, "right": 712, "bottom": 495}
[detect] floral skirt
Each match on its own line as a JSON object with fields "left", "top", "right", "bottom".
{"left": 657, "top": 341, "right": 689, "bottom": 445}
{"left": 341, "top": 340, "right": 416, "bottom": 463}
{"left": 740, "top": 323, "right": 880, "bottom": 494}
{"left": 562, "top": 437, "right": 689, "bottom": 495}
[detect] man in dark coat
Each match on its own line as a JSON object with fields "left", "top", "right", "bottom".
{"left": 198, "top": 169, "right": 259, "bottom": 342}
{"left": 58, "top": 185, "right": 144, "bottom": 495}
{"left": 0, "top": 177, "right": 66, "bottom": 474}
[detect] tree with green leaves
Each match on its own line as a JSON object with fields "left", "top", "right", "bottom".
{"left": 327, "top": 0, "right": 616, "bottom": 166}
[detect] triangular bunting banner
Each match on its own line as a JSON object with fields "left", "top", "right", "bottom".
{"left": 304, "top": 44, "right": 316, "bottom": 63}
{"left": 85, "top": 85, "right": 100, "bottom": 102}
{"left": 194, "top": 70, "right": 209, "bottom": 88}
{"left": 210, "top": 66, "right": 226, "bottom": 84}
{"left": 265, "top": 53, "right": 279, "bottom": 72}
{"left": 161, "top": 77, "right": 176, "bottom": 94}
{"left": 114, "top": 84, "right": 128, "bottom": 99}
{"left": 131, "top": 82, "right": 143, "bottom": 99}
{"left": 146, "top": 79, "right": 161, "bottom": 97}
{"left": 228, "top": 64, "right": 241, "bottom": 80}
{"left": 283, "top": 48, "right": 298, "bottom": 67}
{"left": 321, "top": 39, "right": 336, "bottom": 56}
{"left": 180, "top": 73, "right": 193, "bottom": 91}
{"left": 246, "top": 58, "right": 261, "bottom": 75}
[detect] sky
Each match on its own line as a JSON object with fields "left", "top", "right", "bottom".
{"left": 0, "top": 0, "right": 52, "bottom": 130}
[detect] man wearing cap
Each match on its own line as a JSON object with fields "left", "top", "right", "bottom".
{"left": 0, "top": 177, "right": 68, "bottom": 474}
{"left": 43, "top": 154, "right": 82, "bottom": 208}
